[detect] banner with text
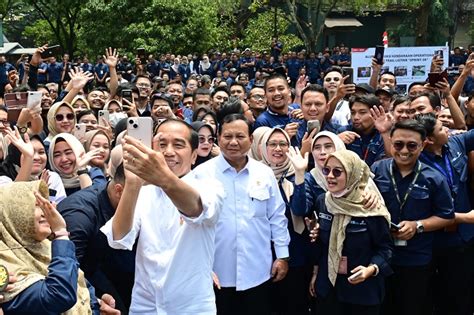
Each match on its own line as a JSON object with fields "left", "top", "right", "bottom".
{"left": 351, "top": 46, "right": 449, "bottom": 95}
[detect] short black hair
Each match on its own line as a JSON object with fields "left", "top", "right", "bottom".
{"left": 217, "top": 97, "right": 243, "bottom": 125}
{"left": 414, "top": 112, "right": 437, "bottom": 137}
{"left": 157, "top": 119, "right": 199, "bottom": 150}
{"left": 0, "top": 105, "right": 7, "bottom": 114}
{"left": 193, "top": 88, "right": 211, "bottom": 101}
{"left": 379, "top": 71, "right": 396, "bottom": 80}
{"left": 76, "top": 109, "right": 97, "bottom": 121}
{"left": 218, "top": 113, "right": 252, "bottom": 136}
{"left": 264, "top": 73, "right": 288, "bottom": 91}
{"left": 410, "top": 92, "right": 441, "bottom": 110}
{"left": 301, "top": 84, "right": 329, "bottom": 103}
{"left": 230, "top": 82, "right": 246, "bottom": 92}
{"left": 151, "top": 93, "right": 173, "bottom": 108}
{"left": 349, "top": 94, "right": 380, "bottom": 109}
{"left": 211, "top": 86, "right": 229, "bottom": 98}
{"left": 391, "top": 95, "right": 410, "bottom": 110}
{"left": 133, "top": 74, "right": 152, "bottom": 84}
{"left": 390, "top": 119, "right": 427, "bottom": 141}
{"left": 323, "top": 66, "right": 343, "bottom": 78}
{"left": 112, "top": 162, "right": 125, "bottom": 184}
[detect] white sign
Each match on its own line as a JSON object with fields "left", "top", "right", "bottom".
{"left": 351, "top": 46, "right": 449, "bottom": 95}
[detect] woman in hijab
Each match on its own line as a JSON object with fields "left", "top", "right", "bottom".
{"left": 49, "top": 133, "right": 106, "bottom": 196}
{"left": 0, "top": 180, "right": 97, "bottom": 314}
{"left": 199, "top": 55, "right": 212, "bottom": 76}
{"left": 103, "top": 100, "right": 127, "bottom": 130}
{"left": 70, "top": 95, "right": 91, "bottom": 114}
{"left": 0, "top": 128, "right": 66, "bottom": 203}
{"left": 311, "top": 150, "right": 392, "bottom": 315}
{"left": 248, "top": 126, "right": 271, "bottom": 161}
{"left": 170, "top": 57, "right": 181, "bottom": 81}
{"left": 82, "top": 130, "right": 111, "bottom": 175}
{"left": 190, "top": 122, "right": 216, "bottom": 169}
{"left": 259, "top": 127, "right": 311, "bottom": 315}
{"left": 44, "top": 102, "right": 76, "bottom": 151}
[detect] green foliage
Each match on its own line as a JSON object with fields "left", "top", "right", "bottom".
{"left": 23, "top": 19, "right": 55, "bottom": 46}
{"left": 240, "top": 9, "right": 302, "bottom": 52}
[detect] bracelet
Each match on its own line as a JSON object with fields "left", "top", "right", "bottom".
{"left": 370, "top": 263, "right": 379, "bottom": 277}
{"left": 77, "top": 168, "right": 88, "bottom": 176}
{"left": 52, "top": 229, "right": 70, "bottom": 239}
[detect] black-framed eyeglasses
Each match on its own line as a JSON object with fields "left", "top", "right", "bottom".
{"left": 55, "top": 113, "right": 75, "bottom": 121}
{"left": 392, "top": 141, "right": 420, "bottom": 152}
{"left": 267, "top": 141, "right": 289, "bottom": 149}
{"left": 0, "top": 119, "right": 10, "bottom": 126}
{"left": 322, "top": 167, "right": 343, "bottom": 178}
{"left": 198, "top": 136, "right": 215, "bottom": 144}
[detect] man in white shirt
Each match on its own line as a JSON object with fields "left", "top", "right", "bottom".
{"left": 193, "top": 114, "right": 290, "bottom": 315}
{"left": 101, "top": 119, "right": 223, "bottom": 315}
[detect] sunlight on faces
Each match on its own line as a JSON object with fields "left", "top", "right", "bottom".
{"left": 392, "top": 102, "right": 414, "bottom": 122}
{"left": 301, "top": 91, "right": 328, "bottom": 122}
{"left": 78, "top": 114, "right": 98, "bottom": 132}
{"left": 410, "top": 96, "right": 435, "bottom": 116}
{"left": 323, "top": 71, "right": 342, "bottom": 94}
{"left": 312, "top": 136, "right": 336, "bottom": 168}
{"left": 71, "top": 99, "right": 88, "bottom": 113}
{"left": 428, "top": 119, "right": 449, "bottom": 147}
{"left": 351, "top": 102, "right": 375, "bottom": 134}
{"left": 89, "top": 134, "right": 110, "bottom": 167}
{"left": 324, "top": 157, "right": 347, "bottom": 194}
{"left": 52, "top": 140, "right": 76, "bottom": 175}
{"left": 379, "top": 73, "right": 396, "bottom": 89}
{"left": 55, "top": 106, "right": 75, "bottom": 133}
{"left": 437, "top": 108, "right": 454, "bottom": 128}
{"left": 34, "top": 206, "right": 51, "bottom": 241}
{"left": 265, "top": 78, "right": 290, "bottom": 111}
{"left": 265, "top": 130, "right": 289, "bottom": 166}
{"left": 219, "top": 120, "right": 252, "bottom": 164}
{"left": 390, "top": 128, "right": 424, "bottom": 169}
{"left": 22, "top": 139, "right": 47, "bottom": 176}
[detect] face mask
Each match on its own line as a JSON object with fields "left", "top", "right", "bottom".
{"left": 109, "top": 112, "right": 127, "bottom": 128}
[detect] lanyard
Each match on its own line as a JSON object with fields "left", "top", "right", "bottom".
{"left": 361, "top": 134, "right": 377, "bottom": 162}
{"left": 431, "top": 154, "right": 454, "bottom": 190}
{"left": 389, "top": 161, "right": 422, "bottom": 219}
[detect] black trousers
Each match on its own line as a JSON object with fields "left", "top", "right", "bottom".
{"left": 215, "top": 280, "right": 271, "bottom": 315}
{"left": 382, "top": 263, "right": 432, "bottom": 315}
{"left": 315, "top": 286, "right": 381, "bottom": 315}
{"left": 270, "top": 265, "right": 311, "bottom": 315}
{"left": 432, "top": 243, "right": 474, "bottom": 315}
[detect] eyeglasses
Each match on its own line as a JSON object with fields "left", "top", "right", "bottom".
{"left": 267, "top": 141, "right": 289, "bottom": 149}
{"left": 55, "top": 113, "right": 75, "bottom": 121}
{"left": 392, "top": 141, "right": 421, "bottom": 152}
{"left": 199, "top": 136, "right": 215, "bottom": 144}
{"left": 251, "top": 94, "right": 265, "bottom": 101}
{"left": 324, "top": 77, "right": 340, "bottom": 82}
{"left": 322, "top": 167, "right": 343, "bottom": 178}
{"left": 0, "top": 119, "right": 10, "bottom": 126}
{"left": 137, "top": 83, "right": 151, "bottom": 88}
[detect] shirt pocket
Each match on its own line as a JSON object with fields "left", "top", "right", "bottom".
{"left": 248, "top": 187, "right": 270, "bottom": 218}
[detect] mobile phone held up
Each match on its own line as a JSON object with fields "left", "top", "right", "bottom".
{"left": 342, "top": 67, "right": 354, "bottom": 85}
{"left": 307, "top": 120, "right": 321, "bottom": 135}
{"left": 121, "top": 89, "right": 133, "bottom": 106}
{"left": 98, "top": 110, "right": 110, "bottom": 127}
{"left": 374, "top": 46, "right": 385, "bottom": 65}
{"left": 428, "top": 69, "right": 448, "bottom": 87}
{"left": 127, "top": 117, "right": 153, "bottom": 148}
{"left": 137, "top": 48, "right": 147, "bottom": 65}
{"left": 40, "top": 45, "right": 61, "bottom": 59}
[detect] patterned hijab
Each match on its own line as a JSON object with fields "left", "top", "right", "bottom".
{"left": 324, "top": 150, "right": 390, "bottom": 286}
{"left": 0, "top": 181, "right": 91, "bottom": 314}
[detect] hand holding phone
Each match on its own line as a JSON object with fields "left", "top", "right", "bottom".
{"left": 374, "top": 46, "right": 385, "bottom": 65}
{"left": 127, "top": 117, "right": 153, "bottom": 148}
{"left": 98, "top": 110, "right": 110, "bottom": 127}
{"left": 342, "top": 67, "right": 354, "bottom": 85}
{"left": 348, "top": 269, "right": 364, "bottom": 282}
{"left": 40, "top": 45, "right": 61, "bottom": 59}
{"left": 307, "top": 120, "right": 321, "bottom": 135}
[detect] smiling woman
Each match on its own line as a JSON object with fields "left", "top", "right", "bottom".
{"left": 45, "top": 102, "right": 77, "bottom": 145}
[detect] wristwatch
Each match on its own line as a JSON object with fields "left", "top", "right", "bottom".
{"left": 17, "top": 125, "right": 28, "bottom": 134}
{"left": 416, "top": 220, "right": 424, "bottom": 234}
{"left": 77, "top": 168, "right": 88, "bottom": 176}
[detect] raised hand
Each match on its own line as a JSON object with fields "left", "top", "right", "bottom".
{"left": 76, "top": 148, "right": 104, "bottom": 170}
{"left": 286, "top": 146, "right": 308, "bottom": 173}
{"left": 338, "top": 131, "right": 360, "bottom": 144}
{"left": 69, "top": 68, "right": 94, "bottom": 90}
{"left": 30, "top": 44, "right": 48, "bottom": 67}
{"left": 4, "top": 127, "right": 34, "bottom": 158}
{"left": 370, "top": 105, "right": 393, "bottom": 134}
{"left": 336, "top": 76, "right": 356, "bottom": 98}
{"left": 35, "top": 192, "right": 66, "bottom": 233}
{"left": 104, "top": 47, "right": 118, "bottom": 69}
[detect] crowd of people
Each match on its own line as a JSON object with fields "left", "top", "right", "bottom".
{"left": 0, "top": 39, "right": 473, "bottom": 315}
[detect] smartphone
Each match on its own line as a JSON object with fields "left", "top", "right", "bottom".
{"left": 98, "top": 110, "right": 109, "bottom": 126}
{"left": 390, "top": 222, "right": 401, "bottom": 231}
{"left": 137, "top": 48, "right": 147, "bottom": 65}
{"left": 127, "top": 117, "right": 153, "bottom": 148}
{"left": 0, "top": 265, "right": 8, "bottom": 292}
{"left": 348, "top": 270, "right": 364, "bottom": 281}
{"left": 74, "top": 124, "right": 87, "bottom": 140}
{"left": 434, "top": 49, "right": 444, "bottom": 59}
{"left": 342, "top": 67, "right": 354, "bottom": 84}
{"left": 121, "top": 89, "right": 133, "bottom": 104}
{"left": 428, "top": 69, "right": 448, "bottom": 87}
{"left": 40, "top": 45, "right": 61, "bottom": 59}
{"left": 27, "top": 91, "right": 43, "bottom": 109}
{"left": 310, "top": 211, "right": 318, "bottom": 230}
{"left": 307, "top": 120, "right": 321, "bottom": 135}
{"left": 374, "top": 46, "right": 385, "bottom": 65}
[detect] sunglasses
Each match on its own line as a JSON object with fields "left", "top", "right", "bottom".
{"left": 55, "top": 113, "right": 75, "bottom": 121}
{"left": 199, "top": 136, "right": 215, "bottom": 144}
{"left": 322, "top": 167, "right": 344, "bottom": 178}
{"left": 392, "top": 141, "right": 420, "bottom": 152}
{"left": 324, "top": 77, "right": 340, "bottom": 82}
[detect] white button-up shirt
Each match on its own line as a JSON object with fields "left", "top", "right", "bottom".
{"left": 101, "top": 174, "right": 223, "bottom": 315}
{"left": 193, "top": 155, "right": 290, "bottom": 291}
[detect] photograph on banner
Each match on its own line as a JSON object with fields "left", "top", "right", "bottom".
{"left": 351, "top": 46, "right": 449, "bottom": 94}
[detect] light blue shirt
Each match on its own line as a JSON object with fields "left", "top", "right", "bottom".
{"left": 193, "top": 154, "right": 290, "bottom": 290}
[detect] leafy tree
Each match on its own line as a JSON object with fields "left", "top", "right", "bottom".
{"left": 23, "top": 19, "right": 55, "bottom": 46}
{"left": 240, "top": 8, "right": 302, "bottom": 52}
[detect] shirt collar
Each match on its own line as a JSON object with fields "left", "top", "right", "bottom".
{"left": 216, "top": 153, "right": 250, "bottom": 174}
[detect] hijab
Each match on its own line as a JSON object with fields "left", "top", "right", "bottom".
{"left": 200, "top": 56, "right": 211, "bottom": 71}
{"left": 0, "top": 181, "right": 91, "bottom": 314}
{"left": 171, "top": 58, "right": 180, "bottom": 73}
{"left": 46, "top": 102, "right": 76, "bottom": 141}
{"left": 248, "top": 126, "right": 271, "bottom": 161}
{"left": 71, "top": 95, "right": 91, "bottom": 111}
{"left": 48, "top": 133, "right": 85, "bottom": 189}
{"left": 310, "top": 131, "right": 346, "bottom": 191}
{"left": 83, "top": 129, "right": 111, "bottom": 153}
{"left": 260, "top": 128, "right": 305, "bottom": 234}
{"left": 103, "top": 100, "right": 127, "bottom": 128}
{"left": 324, "top": 150, "right": 390, "bottom": 286}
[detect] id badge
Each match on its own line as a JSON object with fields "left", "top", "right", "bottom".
{"left": 394, "top": 239, "right": 407, "bottom": 247}
{"left": 338, "top": 256, "right": 348, "bottom": 274}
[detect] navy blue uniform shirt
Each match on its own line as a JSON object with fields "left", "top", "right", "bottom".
{"left": 291, "top": 172, "right": 326, "bottom": 217}
{"left": 371, "top": 159, "right": 455, "bottom": 266}
{"left": 313, "top": 194, "right": 393, "bottom": 306}
{"left": 253, "top": 104, "right": 300, "bottom": 130}
{"left": 338, "top": 125, "right": 385, "bottom": 167}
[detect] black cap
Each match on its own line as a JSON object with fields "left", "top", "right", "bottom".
{"left": 375, "top": 87, "right": 395, "bottom": 97}
{"left": 355, "top": 83, "right": 375, "bottom": 94}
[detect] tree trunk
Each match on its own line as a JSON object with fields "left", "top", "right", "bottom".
{"left": 415, "top": 0, "right": 432, "bottom": 45}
